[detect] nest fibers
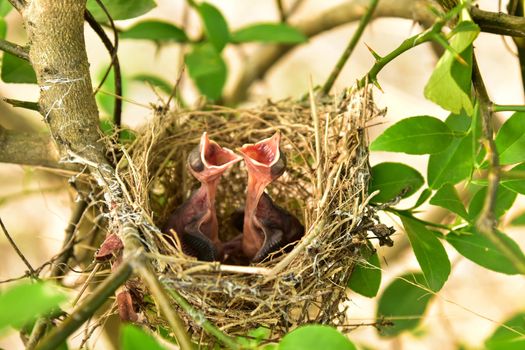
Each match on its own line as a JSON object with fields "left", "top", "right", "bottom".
{"left": 117, "top": 86, "right": 388, "bottom": 340}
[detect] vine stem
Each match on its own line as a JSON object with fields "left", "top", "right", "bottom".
{"left": 321, "top": 0, "right": 380, "bottom": 95}
{"left": 472, "top": 55, "right": 525, "bottom": 275}
{"left": 357, "top": 19, "right": 446, "bottom": 89}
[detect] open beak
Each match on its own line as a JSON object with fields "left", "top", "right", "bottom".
{"left": 239, "top": 132, "right": 285, "bottom": 186}
{"left": 188, "top": 132, "right": 242, "bottom": 183}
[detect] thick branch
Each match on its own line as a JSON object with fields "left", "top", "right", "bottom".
{"left": 0, "top": 126, "right": 63, "bottom": 169}
{"left": 23, "top": 0, "right": 106, "bottom": 165}
{"left": 470, "top": 7, "right": 525, "bottom": 38}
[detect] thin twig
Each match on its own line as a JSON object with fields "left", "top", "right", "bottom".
{"left": 507, "top": 0, "right": 525, "bottom": 95}
{"left": 321, "top": 0, "right": 380, "bottom": 95}
{"left": 49, "top": 199, "right": 89, "bottom": 280}
{"left": 0, "top": 217, "right": 36, "bottom": 277}
{"left": 7, "top": 0, "right": 25, "bottom": 11}
{"left": 33, "top": 260, "right": 134, "bottom": 350}
{"left": 472, "top": 55, "right": 525, "bottom": 275}
{"left": 309, "top": 80, "right": 323, "bottom": 198}
{"left": 276, "top": 0, "right": 286, "bottom": 22}
{"left": 3, "top": 98, "right": 39, "bottom": 111}
{"left": 0, "top": 39, "right": 29, "bottom": 61}
{"left": 85, "top": 8, "right": 122, "bottom": 129}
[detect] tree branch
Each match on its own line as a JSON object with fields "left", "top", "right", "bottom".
{"left": 34, "top": 260, "right": 134, "bottom": 350}
{"left": 23, "top": 0, "right": 107, "bottom": 166}
{"left": 0, "top": 39, "right": 29, "bottom": 60}
{"left": 225, "top": 0, "right": 436, "bottom": 104}
{"left": 225, "top": 0, "right": 525, "bottom": 104}
{"left": 0, "top": 126, "right": 64, "bottom": 169}
{"left": 7, "top": 0, "right": 25, "bottom": 12}
{"left": 470, "top": 6, "right": 525, "bottom": 38}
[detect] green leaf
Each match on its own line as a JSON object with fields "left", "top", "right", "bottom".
{"left": 238, "top": 327, "right": 271, "bottom": 348}
{"left": 348, "top": 251, "right": 381, "bottom": 298}
{"left": 446, "top": 227, "right": 525, "bottom": 274}
{"left": 424, "top": 12, "right": 479, "bottom": 114}
{"left": 1, "top": 52, "right": 36, "bottom": 84}
{"left": 197, "top": 2, "right": 229, "bottom": 52}
{"left": 185, "top": 44, "right": 227, "bottom": 101}
{"left": 370, "top": 116, "right": 454, "bottom": 154}
{"left": 0, "top": 0, "right": 12, "bottom": 17}
{"left": 468, "top": 186, "right": 516, "bottom": 220}
{"left": 0, "top": 17, "right": 6, "bottom": 40}
{"left": 485, "top": 312, "right": 525, "bottom": 350}
{"left": 0, "top": 281, "right": 68, "bottom": 331}
{"left": 495, "top": 112, "right": 525, "bottom": 165}
{"left": 400, "top": 215, "right": 451, "bottom": 291}
{"left": 501, "top": 162, "right": 525, "bottom": 194}
{"left": 231, "top": 23, "right": 306, "bottom": 43}
{"left": 429, "top": 183, "right": 468, "bottom": 219}
{"left": 427, "top": 113, "right": 474, "bottom": 189}
{"left": 412, "top": 188, "right": 433, "bottom": 209}
{"left": 120, "top": 21, "right": 188, "bottom": 42}
{"left": 121, "top": 324, "right": 167, "bottom": 350}
{"left": 86, "top": 0, "right": 156, "bottom": 21}
{"left": 511, "top": 212, "right": 525, "bottom": 226}
{"left": 369, "top": 162, "right": 424, "bottom": 203}
{"left": 279, "top": 325, "right": 356, "bottom": 350}
{"left": 376, "top": 272, "right": 433, "bottom": 337}
{"left": 131, "top": 74, "right": 172, "bottom": 94}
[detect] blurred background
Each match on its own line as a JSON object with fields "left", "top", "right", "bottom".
{"left": 1, "top": 0, "right": 524, "bottom": 349}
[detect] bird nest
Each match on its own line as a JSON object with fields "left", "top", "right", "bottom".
{"left": 116, "top": 86, "right": 387, "bottom": 341}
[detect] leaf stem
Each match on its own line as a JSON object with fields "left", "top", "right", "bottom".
{"left": 387, "top": 208, "right": 452, "bottom": 230}
{"left": 491, "top": 104, "right": 525, "bottom": 112}
{"left": 321, "top": 0, "right": 379, "bottom": 95}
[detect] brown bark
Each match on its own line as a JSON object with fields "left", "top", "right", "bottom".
{"left": 23, "top": 0, "right": 106, "bottom": 165}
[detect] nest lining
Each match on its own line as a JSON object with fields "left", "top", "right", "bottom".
{"left": 117, "top": 86, "right": 387, "bottom": 340}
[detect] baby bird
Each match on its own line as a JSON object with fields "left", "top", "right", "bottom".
{"left": 239, "top": 132, "right": 304, "bottom": 262}
{"left": 165, "top": 132, "right": 241, "bottom": 261}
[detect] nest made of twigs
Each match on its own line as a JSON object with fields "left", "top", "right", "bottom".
{"left": 117, "top": 86, "right": 387, "bottom": 341}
